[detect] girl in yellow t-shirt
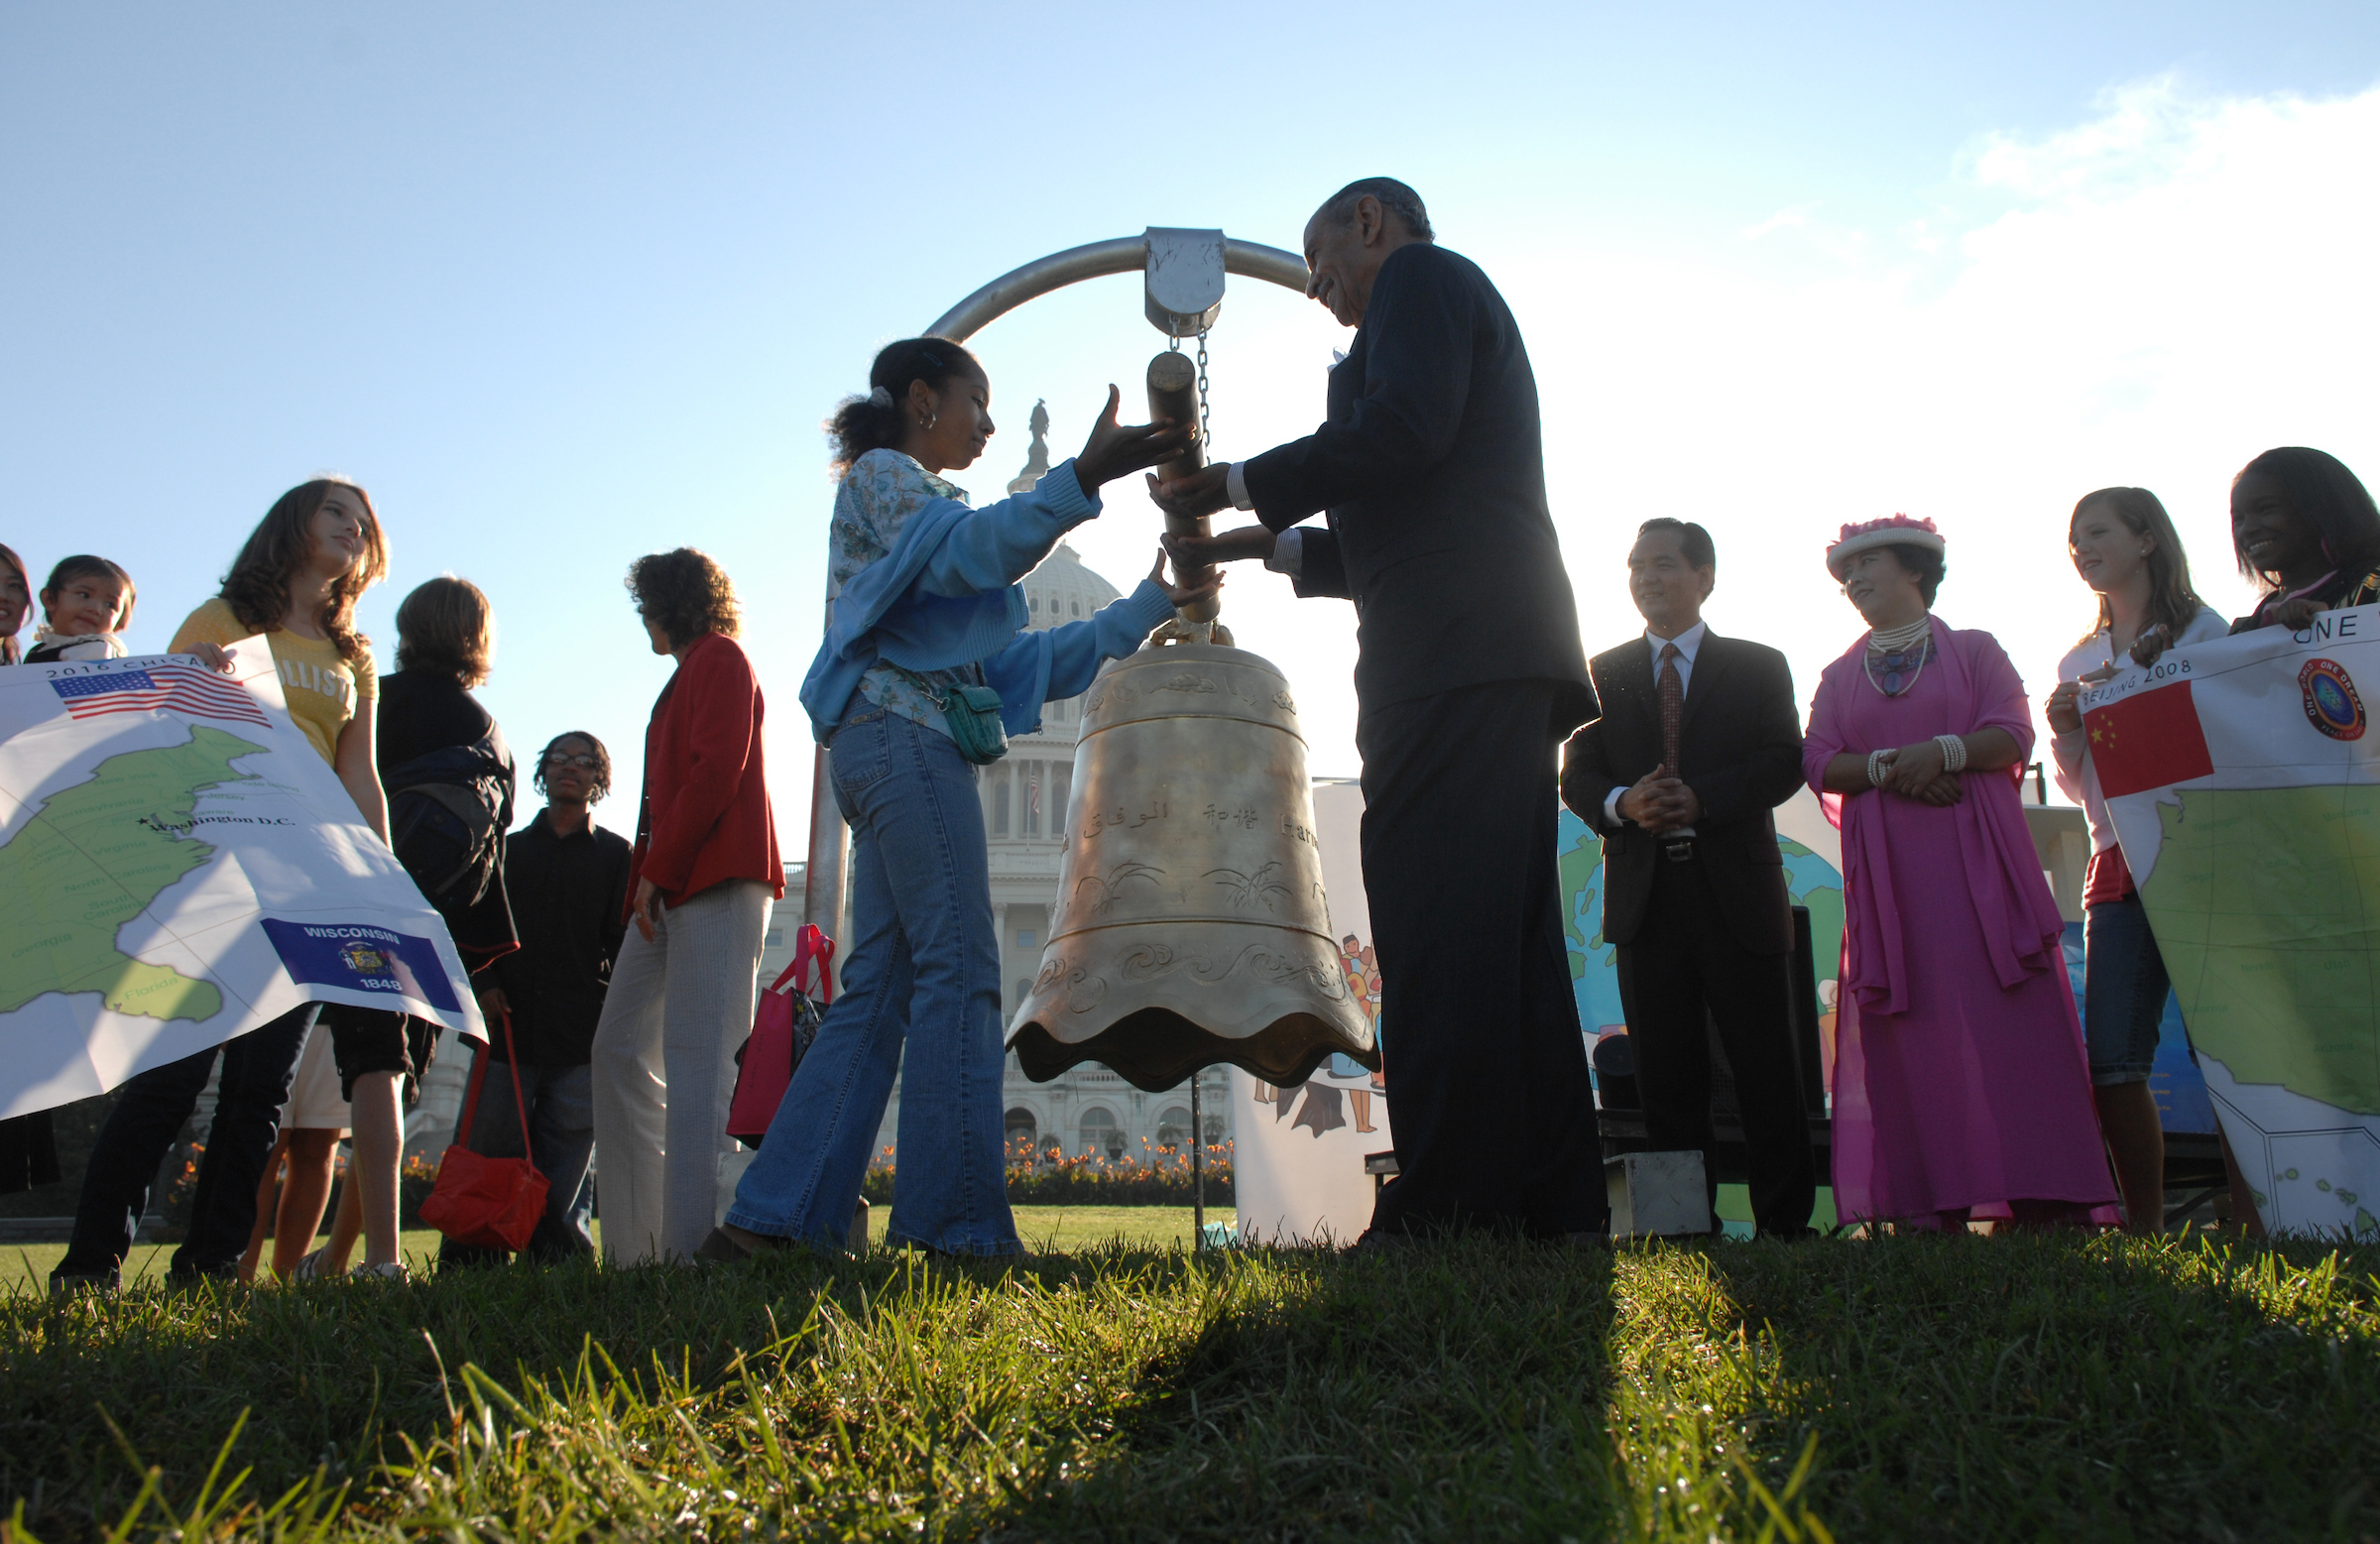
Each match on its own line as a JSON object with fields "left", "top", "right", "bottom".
{"left": 53, "top": 478, "right": 402, "bottom": 1296}
{"left": 180, "top": 480, "right": 424, "bottom": 1280}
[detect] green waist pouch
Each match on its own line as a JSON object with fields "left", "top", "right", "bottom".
{"left": 893, "top": 665, "right": 1009, "bottom": 766}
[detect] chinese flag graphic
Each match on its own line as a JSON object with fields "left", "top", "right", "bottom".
{"left": 2083, "top": 680, "right": 2214, "bottom": 798}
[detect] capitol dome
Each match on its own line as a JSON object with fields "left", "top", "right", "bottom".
{"left": 1020, "top": 542, "right": 1122, "bottom": 631}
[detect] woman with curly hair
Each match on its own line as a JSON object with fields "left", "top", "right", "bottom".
{"left": 589, "top": 547, "right": 783, "bottom": 1263}
{"left": 701, "top": 336, "right": 1208, "bottom": 1261}
{"left": 52, "top": 477, "right": 410, "bottom": 1291}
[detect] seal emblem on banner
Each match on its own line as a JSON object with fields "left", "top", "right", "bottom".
{"left": 2299, "top": 657, "right": 2366, "bottom": 741}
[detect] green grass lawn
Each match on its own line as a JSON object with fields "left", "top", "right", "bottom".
{"left": 0, "top": 1209, "right": 1232, "bottom": 1291}
{"left": 2, "top": 1219, "right": 2376, "bottom": 1540}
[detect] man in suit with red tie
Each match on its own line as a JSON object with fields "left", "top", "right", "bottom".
{"left": 1560, "top": 519, "right": 1815, "bottom": 1238}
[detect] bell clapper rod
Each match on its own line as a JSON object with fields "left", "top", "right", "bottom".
{"left": 1146, "top": 349, "right": 1221, "bottom": 629}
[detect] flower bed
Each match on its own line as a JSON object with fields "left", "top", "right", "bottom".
{"left": 860, "top": 1137, "right": 1234, "bottom": 1207}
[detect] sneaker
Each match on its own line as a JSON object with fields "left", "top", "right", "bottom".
{"left": 287, "top": 1248, "right": 332, "bottom": 1281}
{"left": 349, "top": 1260, "right": 408, "bottom": 1282}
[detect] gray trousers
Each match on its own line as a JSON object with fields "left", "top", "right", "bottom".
{"left": 588, "top": 878, "right": 771, "bottom": 1262}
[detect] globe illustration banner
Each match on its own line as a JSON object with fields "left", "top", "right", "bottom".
{"left": 2087, "top": 606, "right": 2380, "bottom": 1239}
{"left": 0, "top": 646, "right": 485, "bottom": 1120}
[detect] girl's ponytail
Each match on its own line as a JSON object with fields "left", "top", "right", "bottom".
{"left": 826, "top": 336, "right": 981, "bottom": 474}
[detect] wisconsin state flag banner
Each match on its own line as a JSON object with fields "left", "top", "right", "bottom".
{"left": 2081, "top": 605, "right": 2380, "bottom": 1239}
{"left": 2082, "top": 677, "right": 2213, "bottom": 798}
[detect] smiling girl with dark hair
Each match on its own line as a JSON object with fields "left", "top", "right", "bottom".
{"left": 2228, "top": 447, "right": 2380, "bottom": 635}
{"left": 0, "top": 544, "right": 30, "bottom": 666}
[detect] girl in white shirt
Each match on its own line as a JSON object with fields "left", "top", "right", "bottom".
{"left": 2043, "top": 487, "right": 2230, "bottom": 1235}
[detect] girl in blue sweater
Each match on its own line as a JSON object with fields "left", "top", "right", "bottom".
{"left": 707, "top": 337, "right": 1213, "bottom": 1258}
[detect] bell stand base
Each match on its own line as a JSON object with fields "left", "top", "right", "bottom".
{"left": 1012, "top": 1009, "right": 1382, "bottom": 1253}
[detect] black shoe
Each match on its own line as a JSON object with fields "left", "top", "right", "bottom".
{"left": 1347, "top": 1228, "right": 1420, "bottom": 1255}
{"left": 48, "top": 1269, "right": 118, "bottom": 1300}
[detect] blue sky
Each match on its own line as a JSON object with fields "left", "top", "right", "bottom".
{"left": 6, "top": 3, "right": 2379, "bottom": 850}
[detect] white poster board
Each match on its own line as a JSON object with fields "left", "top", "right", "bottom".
{"left": 1231, "top": 778, "right": 1391, "bottom": 1246}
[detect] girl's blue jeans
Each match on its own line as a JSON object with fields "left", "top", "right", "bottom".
{"left": 726, "top": 707, "right": 1019, "bottom": 1254}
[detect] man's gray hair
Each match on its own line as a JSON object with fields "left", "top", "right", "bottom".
{"left": 1317, "top": 178, "right": 1433, "bottom": 242}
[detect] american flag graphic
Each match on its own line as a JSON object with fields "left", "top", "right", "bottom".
{"left": 51, "top": 662, "right": 271, "bottom": 728}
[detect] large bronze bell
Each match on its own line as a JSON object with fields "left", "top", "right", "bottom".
{"left": 1007, "top": 642, "right": 1379, "bottom": 1092}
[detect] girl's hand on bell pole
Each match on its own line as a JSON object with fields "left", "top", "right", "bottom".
{"left": 1150, "top": 548, "right": 1225, "bottom": 608}
{"left": 1074, "top": 385, "right": 1193, "bottom": 490}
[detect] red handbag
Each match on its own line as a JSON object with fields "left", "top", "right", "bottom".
{"left": 727, "top": 924, "right": 834, "bottom": 1149}
{"left": 419, "top": 1011, "right": 551, "bottom": 1252}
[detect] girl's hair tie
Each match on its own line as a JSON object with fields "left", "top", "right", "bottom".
{"left": 868, "top": 386, "right": 893, "bottom": 408}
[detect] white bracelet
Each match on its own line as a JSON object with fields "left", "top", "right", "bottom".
{"left": 1935, "top": 733, "right": 1967, "bottom": 772}
{"left": 1866, "top": 748, "right": 1895, "bottom": 787}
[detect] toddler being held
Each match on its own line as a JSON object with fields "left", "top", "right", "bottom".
{"left": 23, "top": 555, "right": 134, "bottom": 664}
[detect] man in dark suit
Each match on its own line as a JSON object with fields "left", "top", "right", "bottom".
{"left": 1560, "top": 519, "right": 1815, "bottom": 1238}
{"left": 1153, "top": 178, "right": 1602, "bottom": 1243}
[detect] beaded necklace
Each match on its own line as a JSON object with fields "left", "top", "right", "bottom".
{"left": 1862, "top": 615, "right": 1934, "bottom": 697}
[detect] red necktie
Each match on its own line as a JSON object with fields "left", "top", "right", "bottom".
{"left": 1657, "top": 642, "right": 1684, "bottom": 778}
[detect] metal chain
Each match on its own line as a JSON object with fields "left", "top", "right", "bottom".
{"left": 1195, "top": 326, "right": 1212, "bottom": 455}
{"left": 1166, "top": 333, "right": 1181, "bottom": 353}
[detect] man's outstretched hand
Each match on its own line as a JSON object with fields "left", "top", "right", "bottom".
{"left": 1146, "top": 463, "right": 1233, "bottom": 520}
{"left": 1163, "top": 527, "right": 1276, "bottom": 568}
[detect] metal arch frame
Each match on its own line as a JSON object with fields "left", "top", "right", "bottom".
{"left": 805, "top": 233, "right": 1315, "bottom": 964}
{"left": 924, "top": 235, "right": 1312, "bottom": 342}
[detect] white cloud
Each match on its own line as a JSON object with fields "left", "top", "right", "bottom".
{"left": 1504, "top": 77, "right": 2380, "bottom": 771}
{"left": 929, "top": 78, "right": 2380, "bottom": 799}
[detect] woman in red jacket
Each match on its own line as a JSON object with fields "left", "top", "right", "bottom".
{"left": 589, "top": 548, "right": 782, "bottom": 1262}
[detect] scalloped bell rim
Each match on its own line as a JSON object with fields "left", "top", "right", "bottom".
{"left": 1009, "top": 1008, "right": 1381, "bottom": 1094}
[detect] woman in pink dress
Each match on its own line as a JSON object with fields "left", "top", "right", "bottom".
{"left": 1803, "top": 515, "right": 2115, "bottom": 1231}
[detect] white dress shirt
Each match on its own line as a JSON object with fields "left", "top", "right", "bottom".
{"left": 1603, "top": 620, "right": 1708, "bottom": 830}
{"left": 1219, "top": 463, "right": 1313, "bottom": 578}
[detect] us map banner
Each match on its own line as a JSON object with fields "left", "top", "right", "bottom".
{"left": 2084, "top": 605, "right": 2380, "bottom": 1239}
{"left": 0, "top": 643, "right": 483, "bottom": 1120}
